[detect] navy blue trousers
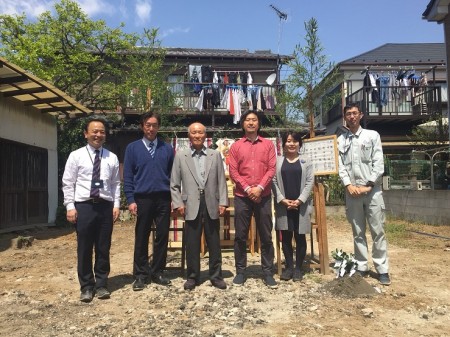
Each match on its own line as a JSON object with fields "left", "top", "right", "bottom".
{"left": 75, "top": 200, "right": 113, "bottom": 291}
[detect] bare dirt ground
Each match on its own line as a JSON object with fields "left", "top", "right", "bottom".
{"left": 0, "top": 213, "right": 449, "bottom": 337}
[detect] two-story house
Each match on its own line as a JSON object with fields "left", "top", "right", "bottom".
{"left": 318, "top": 43, "right": 447, "bottom": 153}
{"left": 108, "top": 48, "right": 293, "bottom": 162}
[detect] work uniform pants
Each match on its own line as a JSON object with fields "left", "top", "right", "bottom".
{"left": 345, "top": 187, "right": 389, "bottom": 274}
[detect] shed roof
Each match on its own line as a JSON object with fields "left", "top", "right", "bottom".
{"left": 0, "top": 57, "right": 92, "bottom": 118}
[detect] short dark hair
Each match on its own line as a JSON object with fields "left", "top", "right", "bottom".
{"left": 343, "top": 103, "right": 361, "bottom": 114}
{"left": 281, "top": 130, "right": 303, "bottom": 148}
{"left": 240, "top": 110, "right": 262, "bottom": 133}
{"left": 84, "top": 117, "right": 107, "bottom": 132}
{"left": 140, "top": 111, "right": 161, "bottom": 126}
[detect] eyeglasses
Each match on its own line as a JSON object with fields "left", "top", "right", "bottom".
{"left": 143, "top": 123, "right": 159, "bottom": 128}
{"left": 344, "top": 112, "right": 361, "bottom": 117}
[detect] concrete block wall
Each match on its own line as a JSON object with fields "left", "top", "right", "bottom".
{"left": 383, "top": 190, "right": 450, "bottom": 225}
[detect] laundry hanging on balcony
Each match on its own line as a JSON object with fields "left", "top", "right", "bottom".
{"left": 189, "top": 65, "right": 202, "bottom": 94}
{"left": 194, "top": 85, "right": 221, "bottom": 112}
{"left": 363, "top": 68, "right": 429, "bottom": 108}
{"left": 221, "top": 86, "right": 245, "bottom": 124}
{"left": 246, "top": 86, "right": 267, "bottom": 111}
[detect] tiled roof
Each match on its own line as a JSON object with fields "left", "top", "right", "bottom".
{"left": 340, "top": 43, "right": 445, "bottom": 65}
{"left": 164, "top": 47, "right": 289, "bottom": 60}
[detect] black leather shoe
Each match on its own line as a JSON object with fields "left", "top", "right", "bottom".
{"left": 211, "top": 279, "right": 227, "bottom": 290}
{"left": 280, "top": 268, "right": 293, "bottom": 281}
{"left": 151, "top": 273, "right": 171, "bottom": 286}
{"left": 80, "top": 289, "right": 93, "bottom": 303}
{"left": 184, "top": 278, "right": 196, "bottom": 290}
{"left": 132, "top": 278, "right": 146, "bottom": 291}
{"left": 293, "top": 269, "right": 304, "bottom": 282}
{"left": 95, "top": 287, "right": 111, "bottom": 299}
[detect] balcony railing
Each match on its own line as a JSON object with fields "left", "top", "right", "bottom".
{"left": 323, "top": 103, "right": 342, "bottom": 125}
{"left": 346, "top": 86, "right": 442, "bottom": 117}
{"left": 165, "top": 82, "right": 284, "bottom": 115}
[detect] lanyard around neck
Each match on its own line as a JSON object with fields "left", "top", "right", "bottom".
{"left": 86, "top": 146, "right": 103, "bottom": 165}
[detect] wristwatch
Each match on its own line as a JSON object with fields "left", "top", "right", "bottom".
{"left": 366, "top": 181, "right": 375, "bottom": 187}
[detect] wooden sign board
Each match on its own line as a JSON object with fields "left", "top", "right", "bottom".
{"left": 300, "top": 135, "right": 338, "bottom": 176}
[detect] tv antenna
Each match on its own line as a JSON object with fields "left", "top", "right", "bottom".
{"left": 269, "top": 4, "right": 288, "bottom": 54}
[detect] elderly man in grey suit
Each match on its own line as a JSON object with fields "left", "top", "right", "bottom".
{"left": 171, "top": 122, "right": 229, "bottom": 290}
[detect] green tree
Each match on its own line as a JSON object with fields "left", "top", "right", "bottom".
{"left": 0, "top": 0, "right": 172, "bottom": 114}
{"left": 120, "top": 28, "right": 177, "bottom": 124}
{"left": 410, "top": 115, "right": 449, "bottom": 150}
{"left": 0, "top": 0, "right": 176, "bottom": 216}
{"left": 278, "top": 18, "right": 339, "bottom": 136}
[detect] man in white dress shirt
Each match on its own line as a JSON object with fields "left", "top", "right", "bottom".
{"left": 62, "top": 118, "right": 121, "bottom": 302}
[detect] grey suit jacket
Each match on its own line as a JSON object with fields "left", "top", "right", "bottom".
{"left": 272, "top": 156, "right": 314, "bottom": 234}
{"left": 171, "top": 148, "right": 229, "bottom": 221}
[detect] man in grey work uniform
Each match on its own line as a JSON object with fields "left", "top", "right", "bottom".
{"left": 337, "top": 103, "right": 391, "bottom": 285}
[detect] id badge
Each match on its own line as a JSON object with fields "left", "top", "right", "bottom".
{"left": 91, "top": 179, "right": 104, "bottom": 189}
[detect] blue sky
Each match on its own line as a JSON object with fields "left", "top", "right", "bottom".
{"left": 1, "top": 0, "right": 444, "bottom": 65}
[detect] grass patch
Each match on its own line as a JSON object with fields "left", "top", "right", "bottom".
{"left": 385, "top": 221, "right": 413, "bottom": 247}
{"left": 305, "top": 272, "right": 324, "bottom": 284}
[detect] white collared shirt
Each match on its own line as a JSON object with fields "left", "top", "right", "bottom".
{"left": 62, "top": 144, "right": 121, "bottom": 210}
{"left": 142, "top": 137, "right": 158, "bottom": 152}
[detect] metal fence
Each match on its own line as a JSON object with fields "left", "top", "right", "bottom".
{"left": 319, "top": 152, "right": 450, "bottom": 207}
{"left": 385, "top": 153, "right": 450, "bottom": 190}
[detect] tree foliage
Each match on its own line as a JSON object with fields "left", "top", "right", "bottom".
{"left": 0, "top": 0, "right": 177, "bottom": 197}
{"left": 0, "top": 0, "right": 172, "bottom": 114}
{"left": 278, "top": 18, "right": 338, "bottom": 128}
{"left": 410, "top": 116, "right": 449, "bottom": 150}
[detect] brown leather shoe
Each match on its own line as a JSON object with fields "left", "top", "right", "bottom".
{"left": 211, "top": 278, "right": 227, "bottom": 290}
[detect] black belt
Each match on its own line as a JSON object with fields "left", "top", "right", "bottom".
{"left": 199, "top": 189, "right": 205, "bottom": 195}
{"left": 76, "top": 198, "right": 108, "bottom": 204}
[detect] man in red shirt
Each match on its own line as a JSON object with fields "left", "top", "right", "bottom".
{"left": 229, "top": 111, "right": 277, "bottom": 288}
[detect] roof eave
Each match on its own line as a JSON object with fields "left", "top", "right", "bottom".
{"left": 423, "top": 0, "right": 450, "bottom": 22}
{"left": 0, "top": 57, "right": 92, "bottom": 119}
